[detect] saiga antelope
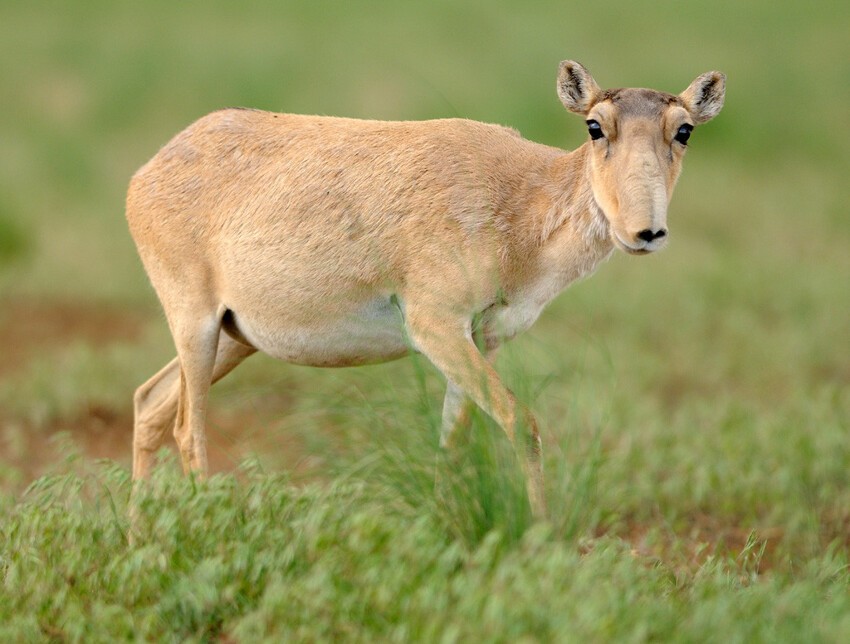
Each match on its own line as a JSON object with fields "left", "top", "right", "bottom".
{"left": 127, "top": 61, "right": 725, "bottom": 517}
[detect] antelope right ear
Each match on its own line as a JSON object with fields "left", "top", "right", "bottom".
{"left": 557, "top": 60, "right": 601, "bottom": 114}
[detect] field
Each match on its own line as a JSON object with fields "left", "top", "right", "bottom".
{"left": 1, "top": 0, "right": 849, "bottom": 640}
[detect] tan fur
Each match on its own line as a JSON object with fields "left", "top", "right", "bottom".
{"left": 126, "top": 61, "right": 725, "bottom": 518}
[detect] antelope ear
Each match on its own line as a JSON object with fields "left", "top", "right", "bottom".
{"left": 680, "top": 71, "right": 726, "bottom": 124}
{"left": 557, "top": 60, "right": 601, "bottom": 114}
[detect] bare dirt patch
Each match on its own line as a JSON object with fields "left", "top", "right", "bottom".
{"left": 3, "top": 404, "right": 233, "bottom": 478}
{"left": 587, "top": 512, "right": 786, "bottom": 577}
{"left": 0, "top": 297, "right": 146, "bottom": 377}
{"left": 0, "top": 296, "right": 144, "bottom": 481}
{"left": 0, "top": 297, "right": 308, "bottom": 485}
{"left": 2, "top": 398, "right": 313, "bottom": 492}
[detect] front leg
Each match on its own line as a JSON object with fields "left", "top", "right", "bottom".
{"left": 406, "top": 305, "right": 546, "bottom": 518}
{"left": 440, "top": 346, "right": 500, "bottom": 448}
{"left": 440, "top": 380, "right": 474, "bottom": 448}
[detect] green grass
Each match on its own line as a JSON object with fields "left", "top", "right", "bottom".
{"left": 2, "top": 448, "right": 849, "bottom": 642}
{"left": 1, "top": 0, "right": 849, "bottom": 640}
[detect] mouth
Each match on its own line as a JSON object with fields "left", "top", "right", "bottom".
{"left": 612, "top": 231, "right": 667, "bottom": 255}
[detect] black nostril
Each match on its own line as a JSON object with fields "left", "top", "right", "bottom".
{"left": 637, "top": 229, "right": 667, "bottom": 243}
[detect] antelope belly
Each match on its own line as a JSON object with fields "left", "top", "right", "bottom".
{"left": 226, "top": 296, "right": 410, "bottom": 367}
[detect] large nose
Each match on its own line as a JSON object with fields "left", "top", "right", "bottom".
{"left": 636, "top": 228, "right": 667, "bottom": 243}
{"left": 619, "top": 142, "right": 669, "bottom": 239}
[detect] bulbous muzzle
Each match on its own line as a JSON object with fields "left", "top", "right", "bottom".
{"left": 611, "top": 225, "right": 668, "bottom": 254}
{"left": 611, "top": 169, "right": 669, "bottom": 254}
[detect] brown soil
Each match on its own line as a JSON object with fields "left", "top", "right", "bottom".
{"left": 2, "top": 400, "right": 310, "bottom": 486}
{"left": 0, "top": 297, "right": 307, "bottom": 483}
{"left": 592, "top": 512, "right": 786, "bottom": 576}
{"left": 0, "top": 297, "right": 142, "bottom": 481}
{"left": 0, "top": 297, "right": 146, "bottom": 377}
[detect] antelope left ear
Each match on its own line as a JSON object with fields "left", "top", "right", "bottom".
{"left": 680, "top": 71, "right": 726, "bottom": 124}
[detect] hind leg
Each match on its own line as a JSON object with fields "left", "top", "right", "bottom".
{"left": 169, "top": 306, "right": 224, "bottom": 476}
{"left": 132, "top": 332, "right": 256, "bottom": 480}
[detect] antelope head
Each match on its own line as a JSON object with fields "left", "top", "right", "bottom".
{"left": 557, "top": 60, "right": 725, "bottom": 254}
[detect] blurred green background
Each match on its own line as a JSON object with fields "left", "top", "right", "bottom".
{"left": 0, "top": 0, "right": 848, "bottom": 545}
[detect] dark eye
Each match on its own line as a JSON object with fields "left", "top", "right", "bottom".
{"left": 674, "top": 124, "right": 693, "bottom": 145}
{"left": 586, "top": 119, "right": 604, "bottom": 140}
